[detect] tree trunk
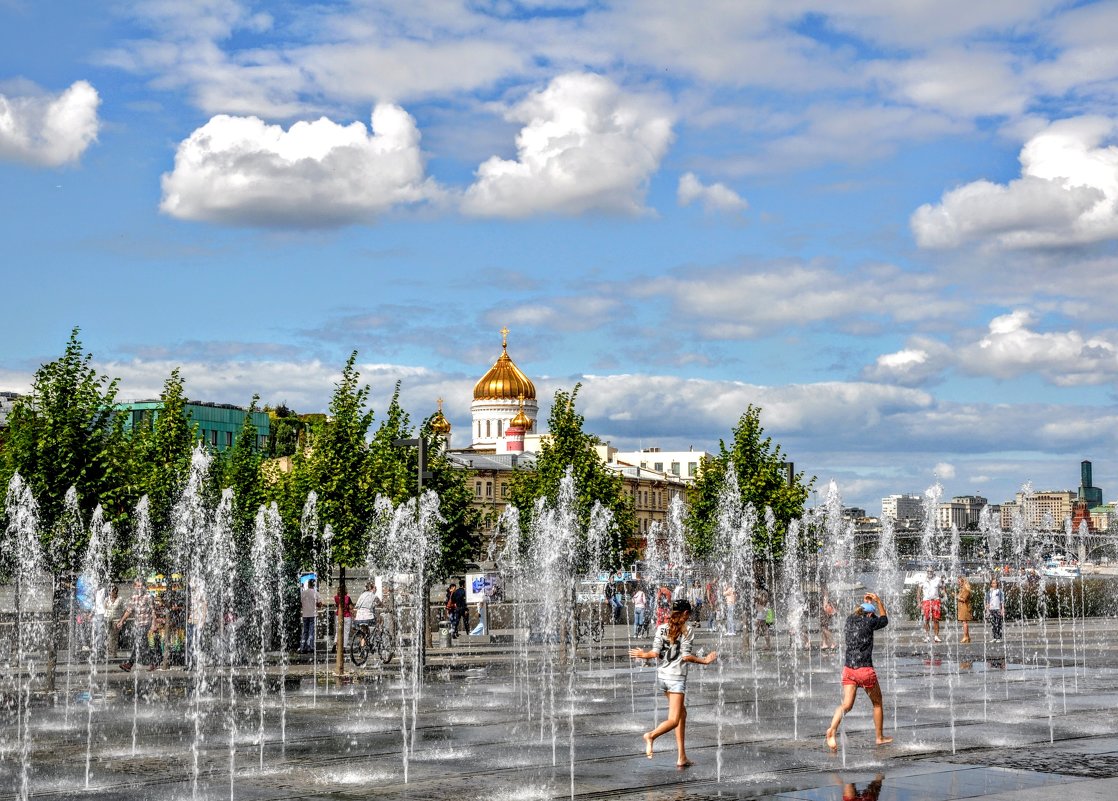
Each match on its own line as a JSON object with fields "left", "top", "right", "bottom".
{"left": 335, "top": 566, "right": 346, "bottom": 678}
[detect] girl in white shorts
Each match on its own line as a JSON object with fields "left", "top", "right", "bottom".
{"left": 629, "top": 599, "right": 717, "bottom": 767}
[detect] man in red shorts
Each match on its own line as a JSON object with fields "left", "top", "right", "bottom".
{"left": 918, "top": 567, "right": 944, "bottom": 643}
{"left": 825, "top": 592, "right": 892, "bottom": 751}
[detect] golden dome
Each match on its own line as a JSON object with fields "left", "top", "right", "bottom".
{"left": 510, "top": 394, "right": 533, "bottom": 430}
{"left": 430, "top": 398, "right": 452, "bottom": 436}
{"left": 473, "top": 328, "right": 536, "bottom": 401}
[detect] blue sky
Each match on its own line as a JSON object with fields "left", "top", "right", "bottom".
{"left": 4, "top": 0, "right": 1118, "bottom": 513}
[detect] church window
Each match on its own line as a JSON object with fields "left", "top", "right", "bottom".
{"left": 486, "top": 420, "right": 491, "bottom": 437}
{"left": 498, "top": 420, "right": 503, "bottom": 436}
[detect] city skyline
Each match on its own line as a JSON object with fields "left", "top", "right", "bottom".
{"left": 4, "top": 2, "right": 1118, "bottom": 512}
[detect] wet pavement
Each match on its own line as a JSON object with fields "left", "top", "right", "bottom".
{"left": 5, "top": 617, "right": 1118, "bottom": 800}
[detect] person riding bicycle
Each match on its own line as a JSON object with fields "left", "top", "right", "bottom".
{"left": 353, "top": 581, "right": 381, "bottom": 633}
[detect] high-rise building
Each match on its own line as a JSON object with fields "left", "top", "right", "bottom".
{"left": 1079, "top": 460, "right": 1104, "bottom": 506}
{"left": 881, "top": 494, "right": 923, "bottom": 524}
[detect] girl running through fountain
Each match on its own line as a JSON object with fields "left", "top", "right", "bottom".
{"left": 629, "top": 599, "right": 717, "bottom": 768}
{"left": 825, "top": 592, "right": 892, "bottom": 752}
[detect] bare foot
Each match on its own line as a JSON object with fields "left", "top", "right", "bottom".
{"left": 875, "top": 737, "right": 893, "bottom": 746}
{"left": 825, "top": 732, "right": 838, "bottom": 752}
{"left": 643, "top": 733, "right": 654, "bottom": 758}
{"left": 677, "top": 759, "right": 693, "bottom": 769}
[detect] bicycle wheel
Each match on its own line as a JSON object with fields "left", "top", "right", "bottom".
{"left": 350, "top": 629, "right": 369, "bottom": 667}
{"left": 591, "top": 618, "right": 603, "bottom": 642}
{"left": 373, "top": 622, "right": 395, "bottom": 664}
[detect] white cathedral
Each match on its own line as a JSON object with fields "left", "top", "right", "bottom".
{"left": 428, "top": 327, "right": 541, "bottom": 455}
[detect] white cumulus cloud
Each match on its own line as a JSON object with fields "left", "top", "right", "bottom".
{"left": 959, "top": 310, "right": 1118, "bottom": 386}
{"left": 462, "top": 72, "right": 674, "bottom": 217}
{"left": 677, "top": 172, "right": 748, "bottom": 213}
{"left": 934, "top": 462, "right": 956, "bottom": 480}
{"left": 861, "top": 338, "right": 955, "bottom": 387}
{"left": 912, "top": 116, "right": 1118, "bottom": 248}
{"left": 160, "top": 104, "right": 443, "bottom": 227}
{"left": 0, "top": 80, "right": 100, "bottom": 166}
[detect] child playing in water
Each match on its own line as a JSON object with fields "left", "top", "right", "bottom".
{"left": 825, "top": 592, "right": 893, "bottom": 751}
{"left": 629, "top": 599, "right": 717, "bottom": 768}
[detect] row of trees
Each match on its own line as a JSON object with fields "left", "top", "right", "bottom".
{"left": 0, "top": 329, "right": 815, "bottom": 591}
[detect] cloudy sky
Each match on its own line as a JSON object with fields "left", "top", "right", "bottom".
{"left": 4, "top": 0, "right": 1118, "bottom": 513}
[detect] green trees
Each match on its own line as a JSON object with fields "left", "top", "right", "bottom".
{"left": 507, "top": 385, "right": 634, "bottom": 569}
{"left": 0, "top": 328, "right": 121, "bottom": 567}
{"left": 304, "top": 353, "right": 377, "bottom": 570}
{"left": 133, "top": 369, "right": 196, "bottom": 561}
{"left": 687, "top": 404, "right": 813, "bottom": 559}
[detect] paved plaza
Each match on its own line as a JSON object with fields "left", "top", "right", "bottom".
{"left": 5, "top": 617, "right": 1118, "bottom": 800}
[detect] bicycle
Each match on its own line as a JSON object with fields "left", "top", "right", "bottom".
{"left": 572, "top": 610, "right": 603, "bottom": 644}
{"left": 349, "top": 618, "right": 395, "bottom": 667}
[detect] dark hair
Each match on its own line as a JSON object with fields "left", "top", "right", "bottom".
{"left": 666, "top": 601, "right": 691, "bottom": 643}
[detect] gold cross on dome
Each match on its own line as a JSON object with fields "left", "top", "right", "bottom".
{"left": 500, "top": 326, "right": 509, "bottom": 348}
{"left": 437, "top": 398, "right": 444, "bottom": 411}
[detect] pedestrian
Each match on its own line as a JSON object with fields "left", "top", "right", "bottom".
{"left": 819, "top": 589, "right": 837, "bottom": 651}
{"left": 704, "top": 581, "right": 718, "bottom": 629}
{"left": 91, "top": 583, "right": 107, "bottom": 659}
{"left": 104, "top": 585, "right": 125, "bottom": 660}
{"left": 956, "top": 575, "right": 973, "bottom": 643}
{"left": 655, "top": 586, "right": 673, "bottom": 627}
{"left": 825, "top": 592, "right": 893, "bottom": 751}
{"left": 687, "top": 582, "right": 703, "bottom": 624}
{"left": 116, "top": 578, "right": 157, "bottom": 672}
{"left": 299, "top": 578, "right": 324, "bottom": 654}
{"left": 186, "top": 575, "right": 208, "bottom": 669}
{"left": 149, "top": 596, "right": 168, "bottom": 670}
{"left": 449, "top": 581, "right": 468, "bottom": 638}
{"left": 985, "top": 576, "right": 1005, "bottom": 643}
{"left": 918, "top": 567, "right": 944, "bottom": 643}
{"left": 628, "top": 599, "right": 717, "bottom": 768}
{"left": 721, "top": 582, "right": 738, "bottom": 635}
{"left": 610, "top": 587, "right": 625, "bottom": 624}
{"left": 754, "top": 591, "right": 773, "bottom": 651}
{"left": 162, "top": 578, "right": 186, "bottom": 669}
{"left": 333, "top": 589, "right": 354, "bottom": 650}
{"left": 632, "top": 585, "right": 649, "bottom": 636}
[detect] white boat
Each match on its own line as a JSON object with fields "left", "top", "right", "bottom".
{"left": 1042, "top": 558, "right": 1080, "bottom": 578}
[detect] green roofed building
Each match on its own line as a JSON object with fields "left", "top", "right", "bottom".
{"left": 119, "top": 399, "right": 269, "bottom": 452}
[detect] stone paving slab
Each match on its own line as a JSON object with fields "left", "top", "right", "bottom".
{"left": 7, "top": 621, "right": 1118, "bottom": 801}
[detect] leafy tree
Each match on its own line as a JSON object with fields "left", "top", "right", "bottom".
{"left": 134, "top": 369, "right": 196, "bottom": 566}
{"left": 306, "top": 352, "right": 376, "bottom": 569}
{"left": 687, "top": 404, "right": 814, "bottom": 559}
{"left": 0, "top": 329, "right": 123, "bottom": 688}
{"left": 266, "top": 403, "right": 306, "bottom": 458}
{"left": 0, "top": 328, "right": 120, "bottom": 560}
{"left": 366, "top": 383, "right": 414, "bottom": 505}
{"left": 507, "top": 385, "right": 634, "bottom": 569}
{"left": 224, "top": 395, "right": 265, "bottom": 550}
{"left": 421, "top": 419, "right": 481, "bottom": 576}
